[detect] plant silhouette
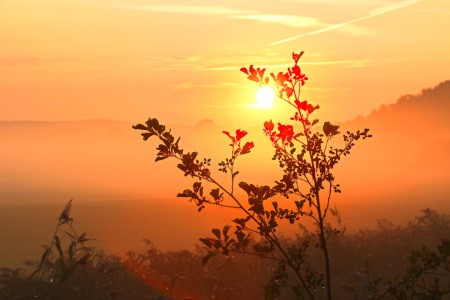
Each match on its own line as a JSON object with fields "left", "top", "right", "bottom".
{"left": 133, "top": 52, "right": 448, "bottom": 299}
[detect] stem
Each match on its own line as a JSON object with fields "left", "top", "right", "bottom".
{"left": 316, "top": 193, "right": 332, "bottom": 300}
{"left": 267, "top": 234, "right": 316, "bottom": 300}
{"left": 322, "top": 181, "right": 333, "bottom": 219}
{"left": 301, "top": 112, "right": 332, "bottom": 300}
{"left": 211, "top": 179, "right": 316, "bottom": 300}
{"left": 230, "top": 143, "right": 235, "bottom": 195}
{"left": 37, "top": 223, "right": 59, "bottom": 286}
{"left": 277, "top": 90, "right": 333, "bottom": 299}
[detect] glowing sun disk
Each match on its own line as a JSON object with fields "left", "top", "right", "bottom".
{"left": 253, "top": 87, "right": 275, "bottom": 109}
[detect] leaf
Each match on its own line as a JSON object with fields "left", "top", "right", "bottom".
{"left": 210, "top": 188, "right": 223, "bottom": 201}
{"left": 212, "top": 228, "right": 221, "bottom": 240}
{"left": 38, "top": 249, "right": 50, "bottom": 271}
{"left": 286, "top": 88, "right": 293, "bottom": 98}
{"left": 294, "top": 200, "right": 306, "bottom": 210}
{"left": 69, "top": 241, "right": 76, "bottom": 260}
{"left": 157, "top": 144, "right": 168, "bottom": 152}
{"left": 54, "top": 236, "right": 64, "bottom": 259}
{"left": 236, "top": 231, "right": 245, "bottom": 243}
{"left": 222, "top": 225, "right": 231, "bottom": 236}
{"left": 257, "top": 68, "right": 266, "bottom": 79}
{"left": 232, "top": 216, "right": 251, "bottom": 228}
{"left": 177, "top": 164, "right": 186, "bottom": 172}
{"left": 323, "top": 121, "right": 340, "bottom": 137}
{"left": 142, "top": 132, "right": 153, "bottom": 141}
{"left": 145, "top": 118, "right": 159, "bottom": 129}
{"left": 177, "top": 189, "right": 197, "bottom": 199}
{"left": 155, "top": 156, "right": 169, "bottom": 162}
{"left": 272, "top": 201, "right": 278, "bottom": 212}
{"left": 199, "top": 238, "right": 211, "bottom": 247}
{"left": 202, "top": 252, "right": 215, "bottom": 266}
{"left": 64, "top": 230, "right": 77, "bottom": 241}
{"left": 193, "top": 182, "right": 201, "bottom": 193}
{"left": 240, "top": 67, "right": 249, "bottom": 75}
{"left": 132, "top": 124, "right": 147, "bottom": 131}
{"left": 323, "top": 122, "right": 332, "bottom": 136}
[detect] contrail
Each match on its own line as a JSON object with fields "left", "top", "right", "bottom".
{"left": 271, "top": 0, "right": 420, "bottom": 46}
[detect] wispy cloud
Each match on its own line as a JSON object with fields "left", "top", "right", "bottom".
{"left": 234, "top": 14, "right": 375, "bottom": 37}
{"left": 172, "top": 82, "right": 236, "bottom": 91}
{"left": 286, "top": 0, "right": 392, "bottom": 5}
{"left": 112, "top": 3, "right": 255, "bottom": 15}
{"left": 233, "top": 15, "right": 321, "bottom": 28}
{"left": 271, "top": 0, "right": 420, "bottom": 46}
{"left": 149, "top": 55, "right": 374, "bottom": 71}
{"left": 411, "top": 8, "right": 450, "bottom": 15}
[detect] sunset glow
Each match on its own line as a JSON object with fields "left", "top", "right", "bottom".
{"left": 0, "top": 0, "right": 449, "bottom": 125}
{"left": 1, "top": 1, "right": 450, "bottom": 293}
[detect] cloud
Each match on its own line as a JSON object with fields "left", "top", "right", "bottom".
{"left": 145, "top": 54, "right": 374, "bottom": 71}
{"left": 234, "top": 14, "right": 375, "bottom": 37}
{"left": 286, "top": 0, "right": 392, "bottom": 5}
{"left": 112, "top": 3, "right": 255, "bottom": 15}
{"left": 412, "top": 8, "right": 450, "bottom": 15}
{"left": 232, "top": 15, "right": 321, "bottom": 28}
{"left": 271, "top": 0, "right": 420, "bottom": 45}
{"left": 172, "top": 82, "right": 236, "bottom": 91}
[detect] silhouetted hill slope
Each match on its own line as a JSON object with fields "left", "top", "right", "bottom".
{"left": 343, "top": 80, "right": 450, "bottom": 166}
{"left": 348, "top": 80, "right": 450, "bottom": 128}
{"left": 335, "top": 81, "right": 450, "bottom": 220}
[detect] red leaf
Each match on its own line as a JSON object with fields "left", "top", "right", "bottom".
{"left": 257, "top": 68, "right": 266, "bottom": 79}
{"left": 276, "top": 72, "right": 288, "bottom": 86}
{"left": 264, "top": 120, "right": 274, "bottom": 131}
{"left": 240, "top": 67, "right": 249, "bottom": 75}
{"left": 286, "top": 88, "right": 293, "bottom": 98}
{"left": 235, "top": 129, "right": 248, "bottom": 141}
{"left": 292, "top": 65, "right": 300, "bottom": 77}
{"left": 294, "top": 100, "right": 308, "bottom": 111}
{"left": 241, "top": 141, "right": 254, "bottom": 155}
{"left": 222, "top": 131, "right": 235, "bottom": 142}
{"left": 276, "top": 124, "right": 294, "bottom": 141}
{"left": 248, "top": 74, "right": 260, "bottom": 82}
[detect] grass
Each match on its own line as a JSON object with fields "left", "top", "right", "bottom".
{"left": 0, "top": 202, "right": 448, "bottom": 300}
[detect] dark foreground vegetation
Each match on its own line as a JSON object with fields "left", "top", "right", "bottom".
{"left": 0, "top": 203, "right": 448, "bottom": 300}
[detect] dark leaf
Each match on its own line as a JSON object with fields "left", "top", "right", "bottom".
{"left": 155, "top": 156, "right": 169, "bottom": 162}
{"left": 132, "top": 124, "right": 147, "bottom": 131}
{"left": 202, "top": 252, "right": 215, "bottom": 266}
{"left": 223, "top": 225, "right": 231, "bottom": 236}
{"left": 212, "top": 228, "right": 221, "bottom": 240}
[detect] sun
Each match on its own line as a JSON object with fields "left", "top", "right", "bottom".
{"left": 253, "top": 87, "right": 275, "bottom": 109}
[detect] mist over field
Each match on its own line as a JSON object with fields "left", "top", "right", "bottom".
{"left": 0, "top": 81, "right": 449, "bottom": 269}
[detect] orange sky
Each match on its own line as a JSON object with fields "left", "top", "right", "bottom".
{"left": 1, "top": 0, "right": 449, "bottom": 126}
